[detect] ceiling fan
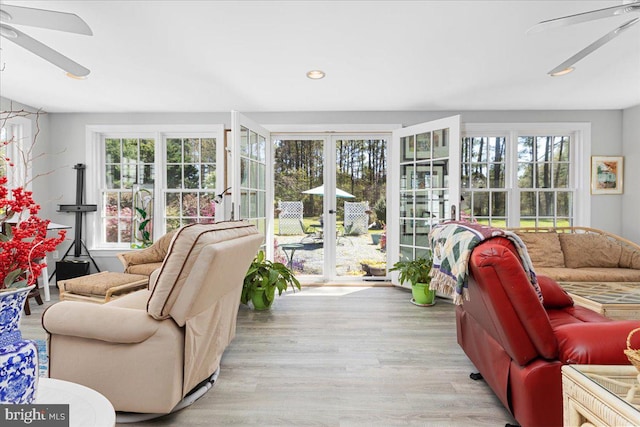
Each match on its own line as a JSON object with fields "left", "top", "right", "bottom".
{"left": 0, "top": 3, "right": 92, "bottom": 77}
{"left": 528, "top": 1, "right": 640, "bottom": 76}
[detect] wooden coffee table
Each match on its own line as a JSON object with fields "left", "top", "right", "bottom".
{"left": 562, "top": 364, "right": 640, "bottom": 427}
{"left": 558, "top": 282, "right": 640, "bottom": 320}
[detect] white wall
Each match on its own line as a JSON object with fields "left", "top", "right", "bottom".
{"left": 622, "top": 105, "right": 640, "bottom": 244}
{"left": 10, "top": 107, "right": 632, "bottom": 271}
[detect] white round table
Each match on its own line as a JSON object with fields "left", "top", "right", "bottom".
{"left": 36, "top": 378, "right": 115, "bottom": 427}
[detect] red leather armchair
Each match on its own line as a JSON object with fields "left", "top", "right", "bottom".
{"left": 457, "top": 237, "right": 640, "bottom": 427}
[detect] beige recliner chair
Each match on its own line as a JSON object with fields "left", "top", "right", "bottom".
{"left": 43, "top": 221, "right": 262, "bottom": 415}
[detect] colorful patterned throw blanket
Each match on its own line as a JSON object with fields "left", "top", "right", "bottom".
{"left": 428, "top": 221, "right": 542, "bottom": 305}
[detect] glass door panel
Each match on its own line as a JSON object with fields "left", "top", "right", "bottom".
{"left": 273, "top": 137, "right": 325, "bottom": 279}
{"left": 231, "top": 111, "right": 270, "bottom": 251}
{"left": 391, "top": 116, "right": 460, "bottom": 289}
{"left": 333, "top": 137, "right": 387, "bottom": 279}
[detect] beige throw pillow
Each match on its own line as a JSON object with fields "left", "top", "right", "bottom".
{"left": 515, "top": 231, "right": 565, "bottom": 268}
{"left": 558, "top": 233, "right": 622, "bottom": 268}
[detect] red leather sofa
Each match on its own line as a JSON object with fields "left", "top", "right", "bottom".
{"left": 456, "top": 237, "right": 640, "bottom": 427}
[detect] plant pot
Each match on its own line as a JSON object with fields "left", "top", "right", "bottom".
{"left": 411, "top": 282, "right": 436, "bottom": 306}
{"left": 0, "top": 285, "right": 39, "bottom": 404}
{"left": 250, "top": 288, "right": 273, "bottom": 311}
{"left": 371, "top": 234, "right": 381, "bottom": 245}
{"left": 369, "top": 266, "right": 386, "bottom": 276}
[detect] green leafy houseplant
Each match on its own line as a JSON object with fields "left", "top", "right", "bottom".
{"left": 389, "top": 255, "right": 435, "bottom": 306}
{"left": 242, "top": 250, "right": 301, "bottom": 310}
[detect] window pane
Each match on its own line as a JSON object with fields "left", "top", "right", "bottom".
{"left": 473, "top": 192, "right": 489, "bottom": 216}
{"left": 491, "top": 192, "right": 507, "bottom": 216}
{"left": 471, "top": 165, "right": 487, "bottom": 188}
{"left": 105, "top": 139, "right": 120, "bottom": 163}
{"left": 258, "top": 163, "right": 266, "bottom": 190}
{"left": 166, "top": 218, "right": 180, "bottom": 232}
{"left": 400, "top": 192, "right": 412, "bottom": 217}
{"left": 166, "top": 138, "right": 182, "bottom": 163}
{"left": 184, "top": 138, "right": 199, "bottom": 163}
{"left": 258, "top": 135, "right": 266, "bottom": 162}
{"left": 166, "top": 193, "right": 180, "bottom": 217}
{"left": 554, "top": 164, "right": 570, "bottom": 188}
{"left": 537, "top": 137, "right": 555, "bottom": 162}
{"left": 517, "top": 137, "right": 534, "bottom": 162}
{"left": 122, "top": 165, "right": 136, "bottom": 189}
{"left": 122, "top": 139, "right": 138, "bottom": 162}
{"left": 140, "top": 165, "right": 154, "bottom": 185}
{"left": 520, "top": 191, "right": 536, "bottom": 216}
{"left": 536, "top": 163, "right": 553, "bottom": 188}
{"left": 119, "top": 219, "right": 132, "bottom": 243}
{"left": 400, "top": 219, "right": 414, "bottom": 246}
{"left": 120, "top": 192, "right": 133, "bottom": 211}
{"left": 416, "top": 132, "right": 431, "bottom": 160}
{"left": 240, "top": 127, "right": 249, "bottom": 157}
{"left": 401, "top": 136, "right": 414, "bottom": 162}
{"left": 199, "top": 193, "right": 215, "bottom": 218}
{"left": 166, "top": 165, "right": 181, "bottom": 189}
{"left": 184, "top": 164, "right": 200, "bottom": 189}
{"left": 538, "top": 192, "right": 554, "bottom": 216}
{"left": 488, "top": 164, "right": 505, "bottom": 188}
{"left": 554, "top": 137, "right": 570, "bottom": 161}
{"left": 241, "top": 158, "right": 249, "bottom": 187}
{"left": 106, "top": 165, "right": 121, "bottom": 189}
{"left": 250, "top": 131, "right": 258, "bottom": 160}
{"left": 557, "top": 192, "right": 572, "bottom": 217}
{"left": 201, "top": 164, "right": 216, "bottom": 189}
{"left": 201, "top": 138, "right": 216, "bottom": 163}
{"left": 517, "top": 163, "right": 533, "bottom": 188}
{"left": 488, "top": 137, "right": 506, "bottom": 163}
{"left": 471, "top": 137, "right": 486, "bottom": 163}
{"left": 140, "top": 139, "right": 154, "bottom": 163}
{"left": 433, "top": 128, "right": 448, "bottom": 158}
{"left": 182, "top": 193, "right": 198, "bottom": 217}
{"left": 250, "top": 161, "right": 258, "bottom": 188}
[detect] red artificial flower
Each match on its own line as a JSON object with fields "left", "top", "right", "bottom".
{"left": 1, "top": 178, "right": 66, "bottom": 289}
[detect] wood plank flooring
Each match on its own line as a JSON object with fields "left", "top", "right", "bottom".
{"left": 21, "top": 285, "right": 516, "bottom": 426}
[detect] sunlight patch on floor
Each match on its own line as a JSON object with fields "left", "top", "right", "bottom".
{"left": 286, "top": 286, "right": 372, "bottom": 297}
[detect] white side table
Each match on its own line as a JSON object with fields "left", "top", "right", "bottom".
{"left": 36, "top": 378, "right": 115, "bottom": 427}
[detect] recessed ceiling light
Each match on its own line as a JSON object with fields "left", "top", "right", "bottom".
{"left": 66, "top": 72, "right": 88, "bottom": 80}
{"left": 549, "top": 67, "right": 575, "bottom": 77}
{"left": 306, "top": 70, "right": 325, "bottom": 79}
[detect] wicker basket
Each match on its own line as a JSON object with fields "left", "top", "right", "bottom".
{"left": 625, "top": 328, "right": 640, "bottom": 373}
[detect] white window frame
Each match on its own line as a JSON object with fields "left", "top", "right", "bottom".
{"left": 86, "top": 124, "right": 225, "bottom": 253}
{"left": 1, "top": 117, "right": 32, "bottom": 189}
{"left": 461, "top": 122, "right": 591, "bottom": 227}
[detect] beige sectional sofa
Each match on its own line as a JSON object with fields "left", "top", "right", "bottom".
{"left": 511, "top": 227, "right": 640, "bottom": 282}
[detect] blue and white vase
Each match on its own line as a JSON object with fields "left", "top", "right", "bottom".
{"left": 0, "top": 285, "right": 39, "bottom": 404}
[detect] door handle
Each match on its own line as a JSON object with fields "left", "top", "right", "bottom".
{"left": 329, "top": 209, "right": 336, "bottom": 214}
{"left": 450, "top": 204, "right": 456, "bottom": 220}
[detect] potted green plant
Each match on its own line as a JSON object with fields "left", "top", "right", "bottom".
{"left": 242, "top": 250, "right": 301, "bottom": 310}
{"left": 389, "top": 255, "right": 436, "bottom": 306}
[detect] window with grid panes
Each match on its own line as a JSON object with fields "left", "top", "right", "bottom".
{"left": 517, "top": 135, "right": 572, "bottom": 227}
{"left": 103, "top": 138, "right": 155, "bottom": 244}
{"left": 461, "top": 133, "right": 574, "bottom": 227}
{"left": 164, "top": 137, "right": 217, "bottom": 232}
{"left": 461, "top": 136, "right": 508, "bottom": 227}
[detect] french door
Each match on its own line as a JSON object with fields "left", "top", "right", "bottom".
{"left": 389, "top": 115, "right": 461, "bottom": 288}
{"left": 273, "top": 134, "right": 389, "bottom": 282}
{"left": 230, "top": 111, "right": 271, "bottom": 254}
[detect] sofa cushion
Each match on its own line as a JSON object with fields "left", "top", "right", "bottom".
{"left": 536, "top": 275, "right": 573, "bottom": 308}
{"left": 558, "top": 233, "right": 622, "bottom": 268}
{"left": 619, "top": 245, "right": 640, "bottom": 269}
{"left": 535, "top": 267, "right": 640, "bottom": 282}
{"left": 147, "top": 221, "right": 259, "bottom": 320}
{"left": 515, "top": 231, "right": 565, "bottom": 268}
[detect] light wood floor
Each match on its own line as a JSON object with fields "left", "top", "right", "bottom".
{"left": 21, "top": 285, "right": 516, "bottom": 426}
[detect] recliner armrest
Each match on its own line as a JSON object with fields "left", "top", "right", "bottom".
{"left": 43, "top": 301, "right": 161, "bottom": 344}
{"left": 555, "top": 321, "right": 640, "bottom": 364}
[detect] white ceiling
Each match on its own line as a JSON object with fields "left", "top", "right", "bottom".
{"left": 1, "top": 0, "right": 639, "bottom": 113}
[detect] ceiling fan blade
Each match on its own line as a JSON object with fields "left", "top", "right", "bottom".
{"left": 0, "top": 24, "right": 90, "bottom": 77}
{"left": 0, "top": 4, "right": 92, "bottom": 35}
{"left": 548, "top": 17, "right": 640, "bottom": 75}
{"left": 528, "top": 1, "right": 640, "bottom": 34}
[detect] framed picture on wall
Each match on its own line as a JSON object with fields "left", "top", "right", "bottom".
{"left": 591, "top": 156, "right": 623, "bottom": 195}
